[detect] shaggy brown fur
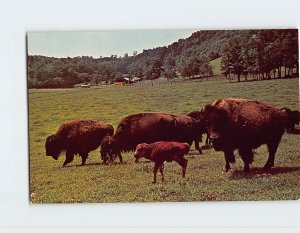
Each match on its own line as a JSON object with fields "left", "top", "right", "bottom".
{"left": 45, "top": 119, "right": 114, "bottom": 166}
{"left": 203, "top": 98, "right": 286, "bottom": 172}
{"left": 104, "top": 112, "right": 205, "bottom": 163}
{"left": 134, "top": 141, "right": 190, "bottom": 183}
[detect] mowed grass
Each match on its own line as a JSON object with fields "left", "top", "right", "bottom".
{"left": 29, "top": 78, "right": 300, "bottom": 203}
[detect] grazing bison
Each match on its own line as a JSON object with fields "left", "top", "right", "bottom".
{"left": 187, "top": 111, "right": 211, "bottom": 146}
{"left": 203, "top": 98, "right": 286, "bottom": 172}
{"left": 134, "top": 141, "right": 190, "bottom": 183}
{"left": 103, "top": 112, "right": 205, "bottom": 163}
{"left": 45, "top": 120, "right": 114, "bottom": 166}
{"left": 280, "top": 107, "right": 300, "bottom": 133}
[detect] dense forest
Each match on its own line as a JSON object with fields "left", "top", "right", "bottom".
{"left": 27, "top": 29, "right": 298, "bottom": 88}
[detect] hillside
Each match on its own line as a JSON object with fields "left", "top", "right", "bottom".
{"left": 27, "top": 29, "right": 298, "bottom": 88}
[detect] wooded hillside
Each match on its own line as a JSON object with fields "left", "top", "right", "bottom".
{"left": 27, "top": 29, "right": 298, "bottom": 88}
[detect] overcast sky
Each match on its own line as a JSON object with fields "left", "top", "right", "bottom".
{"left": 27, "top": 30, "right": 196, "bottom": 58}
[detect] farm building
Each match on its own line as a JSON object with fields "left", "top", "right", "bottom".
{"left": 113, "top": 81, "right": 127, "bottom": 86}
{"left": 131, "top": 77, "right": 141, "bottom": 82}
{"left": 74, "top": 83, "right": 91, "bottom": 88}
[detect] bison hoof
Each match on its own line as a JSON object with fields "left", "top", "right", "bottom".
{"left": 152, "top": 181, "right": 157, "bottom": 184}
{"left": 263, "top": 162, "right": 274, "bottom": 170}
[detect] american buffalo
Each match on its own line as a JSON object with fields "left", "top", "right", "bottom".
{"left": 45, "top": 119, "right": 114, "bottom": 166}
{"left": 203, "top": 98, "right": 286, "bottom": 172}
{"left": 134, "top": 141, "right": 190, "bottom": 183}
{"left": 280, "top": 107, "right": 300, "bottom": 133}
{"left": 187, "top": 111, "right": 211, "bottom": 146}
{"left": 102, "top": 112, "right": 205, "bottom": 163}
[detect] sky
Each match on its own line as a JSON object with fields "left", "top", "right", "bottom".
{"left": 27, "top": 30, "right": 196, "bottom": 58}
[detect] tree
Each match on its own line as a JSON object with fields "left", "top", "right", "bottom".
{"left": 243, "top": 34, "right": 259, "bottom": 80}
{"left": 221, "top": 36, "right": 245, "bottom": 82}
{"left": 199, "top": 60, "right": 213, "bottom": 79}
{"left": 134, "top": 67, "right": 144, "bottom": 79}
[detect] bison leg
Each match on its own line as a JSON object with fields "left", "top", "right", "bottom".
{"left": 63, "top": 154, "right": 74, "bottom": 167}
{"left": 101, "top": 150, "right": 108, "bottom": 164}
{"left": 108, "top": 152, "right": 115, "bottom": 164}
{"left": 194, "top": 139, "right": 203, "bottom": 154}
{"left": 159, "top": 164, "right": 165, "bottom": 182}
{"left": 225, "top": 160, "right": 230, "bottom": 172}
{"left": 238, "top": 148, "right": 253, "bottom": 172}
{"left": 153, "top": 162, "right": 161, "bottom": 183}
{"left": 264, "top": 140, "right": 280, "bottom": 170}
{"left": 176, "top": 157, "right": 188, "bottom": 178}
{"left": 224, "top": 151, "right": 235, "bottom": 172}
{"left": 102, "top": 153, "right": 108, "bottom": 164}
{"left": 80, "top": 153, "right": 88, "bottom": 165}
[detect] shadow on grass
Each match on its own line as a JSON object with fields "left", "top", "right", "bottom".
{"left": 64, "top": 161, "right": 127, "bottom": 168}
{"left": 135, "top": 160, "right": 151, "bottom": 164}
{"left": 229, "top": 166, "right": 300, "bottom": 180}
{"left": 188, "top": 147, "right": 211, "bottom": 156}
{"left": 201, "top": 144, "right": 213, "bottom": 150}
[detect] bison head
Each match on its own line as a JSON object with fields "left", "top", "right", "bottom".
{"left": 134, "top": 143, "right": 150, "bottom": 160}
{"left": 45, "top": 135, "right": 62, "bottom": 160}
{"left": 187, "top": 111, "right": 207, "bottom": 132}
{"left": 203, "top": 105, "right": 232, "bottom": 150}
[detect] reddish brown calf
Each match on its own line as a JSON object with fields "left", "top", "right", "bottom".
{"left": 134, "top": 141, "right": 190, "bottom": 183}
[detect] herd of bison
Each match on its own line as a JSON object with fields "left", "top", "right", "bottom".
{"left": 45, "top": 98, "right": 300, "bottom": 183}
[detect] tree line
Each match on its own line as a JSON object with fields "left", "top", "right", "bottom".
{"left": 221, "top": 29, "right": 298, "bottom": 82}
{"left": 27, "top": 29, "right": 298, "bottom": 88}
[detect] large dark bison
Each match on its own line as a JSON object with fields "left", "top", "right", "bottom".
{"left": 187, "top": 111, "right": 211, "bottom": 146}
{"left": 203, "top": 98, "right": 286, "bottom": 172}
{"left": 102, "top": 112, "right": 205, "bottom": 163}
{"left": 134, "top": 141, "right": 190, "bottom": 183}
{"left": 280, "top": 107, "right": 300, "bottom": 133}
{"left": 45, "top": 119, "right": 114, "bottom": 166}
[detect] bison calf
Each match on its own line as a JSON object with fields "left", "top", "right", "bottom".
{"left": 100, "top": 136, "right": 123, "bottom": 164}
{"left": 45, "top": 120, "right": 114, "bottom": 166}
{"left": 134, "top": 141, "right": 190, "bottom": 183}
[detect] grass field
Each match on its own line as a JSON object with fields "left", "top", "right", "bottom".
{"left": 210, "top": 57, "right": 222, "bottom": 75}
{"left": 29, "top": 78, "right": 300, "bottom": 203}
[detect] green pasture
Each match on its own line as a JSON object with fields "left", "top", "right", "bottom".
{"left": 29, "top": 78, "right": 300, "bottom": 203}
